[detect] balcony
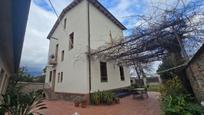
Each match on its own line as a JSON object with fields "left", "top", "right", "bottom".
{"left": 49, "top": 59, "right": 57, "bottom": 65}
{"left": 48, "top": 54, "right": 57, "bottom": 65}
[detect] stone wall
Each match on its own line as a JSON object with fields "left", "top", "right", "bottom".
{"left": 186, "top": 47, "right": 204, "bottom": 102}
{"left": 18, "top": 82, "right": 44, "bottom": 93}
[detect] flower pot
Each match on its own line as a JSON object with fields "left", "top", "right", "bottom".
{"left": 74, "top": 102, "right": 80, "bottom": 107}
{"left": 81, "top": 100, "right": 88, "bottom": 108}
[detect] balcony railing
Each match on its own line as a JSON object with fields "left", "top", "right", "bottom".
{"left": 49, "top": 59, "right": 57, "bottom": 65}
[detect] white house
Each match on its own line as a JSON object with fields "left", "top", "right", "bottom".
{"left": 45, "top": 0, "right": 130, "bottom": 101}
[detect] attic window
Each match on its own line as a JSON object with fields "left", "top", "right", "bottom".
{"left": 64, "top": 18, "right": 67, "bottom": 29}
{"left": 69, "top": 32, "right": 74, "bottom": 50}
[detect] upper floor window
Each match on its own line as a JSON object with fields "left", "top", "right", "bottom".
{"left": 61, "top": 50, "right": 64, "bottom": 61}
{"left": 64, "top": 18, "right": 67, "bottom": 29}
{"left": 100, "top": 62, "right": 108, "bottom": 82}
{"left": 55, "top": 44, "right": 59, "bottom": 61}
{"left": 69, "top": 32, "right": 74, "bottom": 50}
{"left": 119, "top": 66, "right": 125, "bottom": 81}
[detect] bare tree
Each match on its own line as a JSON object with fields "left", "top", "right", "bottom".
{"left": 90, "top": 0, "right": 204, "bottom": 88}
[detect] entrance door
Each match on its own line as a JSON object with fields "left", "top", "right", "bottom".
{"left": 52, "top": 70, "right": 56, "bottom": 90}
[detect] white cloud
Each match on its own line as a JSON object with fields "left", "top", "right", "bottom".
{"left": 21, "top": 0, "right": 188, "bottom": 74}
{"left": 21, "top": 0, "right": 72, "bottom": 72}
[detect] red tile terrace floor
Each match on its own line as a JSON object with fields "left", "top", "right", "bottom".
{"left": 40, "top": 92, "right": 160, "bottom": 115}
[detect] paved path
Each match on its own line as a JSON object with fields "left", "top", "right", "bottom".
{"left": 41, "top": 92, "right": 160, "bottom": 115}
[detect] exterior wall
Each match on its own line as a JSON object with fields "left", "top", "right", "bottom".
{"left": 46, "top": 0, "right": 89, "bottom": 94}
{"left": 91, "top": 60, "right": 130, "bottom": 92}
{"left": 18, "top": 82, "right": 44, "bottom": 93}
{"left": 89, "top": 3, "right": 130, "bottom": 92}
{"left": 186, "top": 50, "right": 204, "bottom": 102}
{"left": 89, "top": 3, "right": 123, "bottom": 50}
{"left": 0, "top": 59, "right": 10, "bottom": 95}
{"left": 45, "top": 0, "right": 130, "bottom": 95}
{"left": 0, "top": 59, "right": 11, "bottom": 102}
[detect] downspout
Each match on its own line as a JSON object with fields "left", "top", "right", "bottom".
{"left": 87, "top": 0, "right": 92, "bottom": 97}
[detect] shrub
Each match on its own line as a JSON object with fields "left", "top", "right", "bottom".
{"left": 90, "top": 91, "right": 119, "bottom": 105}
{"left": 160, "top": 76, "right": 186, "bottom": 97}
{"left": 161, "top": 77, "right": 204, "bottom": 115}
{"left": 162, "top": 95, "right": 204, "bottom": 115}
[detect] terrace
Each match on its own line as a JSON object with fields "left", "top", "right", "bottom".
{"left": 40, "top": 92, "right": 160, "bottom": 115}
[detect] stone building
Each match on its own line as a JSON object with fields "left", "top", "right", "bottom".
{"left": 186, "top": 44, "right": 204, "bottom": 103}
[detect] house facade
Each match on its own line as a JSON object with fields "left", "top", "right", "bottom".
{"left": 0, "top": 0, "right": 30, "bottom": 96}
{"left": 45, "top": 0, "right": 130, "bottom": 100}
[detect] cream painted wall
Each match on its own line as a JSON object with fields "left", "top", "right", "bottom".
{"left": 45, "top": 0, "right": 130, "bottom": 94}
{"left": 46, "top": 0, "right": 89, "bottom": 94}
{"left": 91, "top": 60, "right": 130, "bottom": 92}
{"left": 89, "top": 3, "right": 130, "bottom": 92}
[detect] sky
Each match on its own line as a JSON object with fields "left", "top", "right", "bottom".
{"left": 20, "top": 0, "right": 184, "bottom": 76}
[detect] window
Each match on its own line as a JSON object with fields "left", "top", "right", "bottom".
{"left": 100, "top": 62, "right": 108, "bottom": 82}
{"left": 69, "top": 32, "right": 74, "bottom": 50}
{"left": 119, "top": 66, "right": 125, "bottom": 81}
{"left": 64, "top": 18, "right": 67, "bottom": 29}
{"left": 58, "top": 72, "right": 60, "bottom": 83}
{"left": 55, "top": 44, "right": 59, "bottom": 61}
{"left": 49, "top": 71, "right": 52, "bottom": 82}
{"left": 61, "top": 72, "right": 63, "bottom": 83}
{"left": 61, "top": 50, "right": 64, "bottom": 61}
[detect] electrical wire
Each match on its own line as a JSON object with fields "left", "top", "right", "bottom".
{"left": 48, "top": 0, "right": 59, "bottom": 17}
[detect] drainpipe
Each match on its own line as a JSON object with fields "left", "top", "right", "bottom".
{"left": 87, "top": 0, "right": 92, "bottom": 98}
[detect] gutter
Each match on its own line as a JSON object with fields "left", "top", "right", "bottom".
{"left": 87, "top": 0, "right": 92, "bottom": 96}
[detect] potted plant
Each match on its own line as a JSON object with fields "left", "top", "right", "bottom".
{"left": 73, "top": 96, "right": 82, "bottom": 107}
{"left": 114, "top": 97, "right": 120, "bottom": 104}
{"left": 81, "top": 99, "right": 88, "bottom": 108}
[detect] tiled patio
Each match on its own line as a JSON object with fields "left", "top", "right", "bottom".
{"left": 41, "top": 92, "right": 160, "bottom": 115}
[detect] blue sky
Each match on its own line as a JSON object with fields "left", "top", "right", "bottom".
{"left": 20, "top": 0, "right": 182, "bottom": 76}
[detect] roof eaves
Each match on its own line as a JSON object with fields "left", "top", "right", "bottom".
{"left": 88, "top": 0, "right": 127, "bottom": 30}
{"left": 187, "top": 44, "right": 204, "bottom": 65}
{"left": 47, "top": 0, "right": 126, "bottom": 39}
{"left": 47, "top": 0, "right": 83, "bottom": 39}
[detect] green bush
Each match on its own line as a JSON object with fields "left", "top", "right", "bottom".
{"left": 147, "top": 84, "right": 160, "bottom": 92}
{"left": 161, "top": 77, "right": 204, "bottom": 115}
{"left": 90, "top": 91, "right": 119, "bottom": 105}
{"left": 160, "top": 76, "right": 186, "bottom": 97}
{"left": 162, "top": 95, "right": 204, "bottom": 115}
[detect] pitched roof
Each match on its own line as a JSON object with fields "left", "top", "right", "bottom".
{"left": 188, "top": 44, "right": 204, "bottom": 65}
{"left": 47, "top": 0, "right": 127, "bottom": 39}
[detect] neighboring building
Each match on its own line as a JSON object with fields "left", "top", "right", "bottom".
{"left": 186, "top": 44, "right": 204, "bottom": 103}
{"left": 0, "top": 0, "right": 31, "bottom": 95}
{"left": 130, "top": 76, "right": 161, "bottom": 86}
{"left": 45, "top": 0, "right": 130, "bottom": 101}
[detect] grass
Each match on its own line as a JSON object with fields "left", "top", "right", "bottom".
{"left": 147, "top": 84, "right": 161, "bottom": 92}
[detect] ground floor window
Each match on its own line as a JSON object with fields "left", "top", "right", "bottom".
{"left": 58, "top": 72, "right": 60, "bottom": 83}
{"left": 49, "top": 71, "right": 52, "bottom": 82}
{"left": 57, "top": 72, "right": 63, "bottom": 83}
{"left": 60, "top": 72, "right": 63, "bottom": 83}
{"left": 100, "top": 62, "right": 108, "bottom": 82}
{"left": 119, "top": 66, "right": 125, "bottom": 81}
